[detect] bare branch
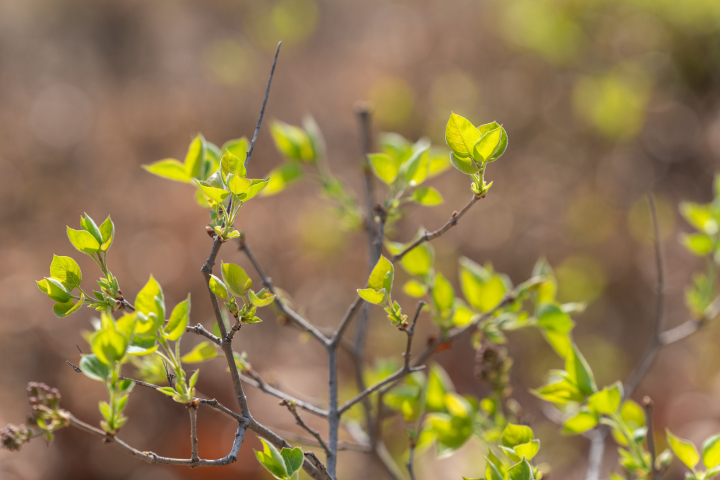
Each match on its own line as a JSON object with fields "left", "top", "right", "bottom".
{"left": 119, "top": 376, "right": 161, "bottom": 390}
{"left": 406, "top": 439, "right": 417, "bottom": 480}
{"left": 391, "top": 194, "right": 483, "bottom": 264}
{"left": 68, "top": 412, "right": 247, "bottom": 467}
{"left": 330, "top": 297, "right": 363, "bottom": 347}
{"left": 189, "top": 405, "right": 199, "bottom": 464}
{"left": 584, "top": 429, "right": 607, "bottom": 480}
{"left": 280, "top": 399, "right": 330, "bottom": 456}
{"left": 198, "top": 398, "right": 244, "bottom": 423}
{"left": 186, "top": 324, "right": 221, "bottom": 346}
{"left": 305, "top": 451, "right": 334, "bottom": 480}
{"left": 327, "top": 346, "right": 339, "bottom": 478}
{"left": 238, "top": 239, "right": 329, "bottom": 345}
{"left": 245, "top": 41, "right": 281, "bottom": 168}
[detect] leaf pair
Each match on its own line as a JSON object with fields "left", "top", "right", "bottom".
{"left": 445, "top": 113, "right": 508, "bottom": 174}
{"left": 67, "top": 214, "right": 114, "bottom": 256}
{"left": 358, "top": 256, "right": 394, "bottom": 305}
{"left": 255, "top": 439, "right": 303, "bottom": 480}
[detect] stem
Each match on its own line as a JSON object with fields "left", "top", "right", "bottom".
{"left": 245, "top": 42, "right": 281, "bottom": 168}
{"left": 643, "top": 397, "right": 658, "bottom": 480}
{"left": 327, "top": 345, "right": 339, "bottom": 479}
{"left": 189, "top": 405, "right": 199, "bottom": 463}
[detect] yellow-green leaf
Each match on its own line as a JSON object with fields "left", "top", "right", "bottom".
{"left": 164, "top": 296, "right": 190, "bottom": 341}
{"left": 667, "top": 429, "right": 700, "bottom": 470}
{"left": 262, "top": 163, "right": 303, "bottom": 196}
{"left": 472, "top": 126, "right": 504, "bottom": 162}
{"left": 67, "top": 227, "right": 100, "bottom": 255}
{"left": 411, "top": 187, "right": 444, "bottom": 206}
{"left": 195, "top": 179, "right": 230, "bottom": 204}
{"left": 181, "top": 341, "right": 218, "bottom": 364}
{"left": 248, "top": 289, "right": 276, "bottom": 307}
{"left": 445, "top": 112, "right": 481, "bottom": 158}
{"left": 50, "top": 255, "right": 82, "bottom": 290}
{"left": 449, "top": 151, "right": 482, "bottom": 175}
{"left": 222, "top": 262, "right": 252, "bottom": 296}
{"left": 358, "top": 288, "right": 387, "bottom": 304}
{"left": 142, "top": 159, "right": 191, "bottom": 183}
{"left": 369, "top": 153, "right": 399, "bottom": 185}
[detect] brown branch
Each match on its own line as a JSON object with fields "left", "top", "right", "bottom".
{"left": 280, "top": 399, "right": 330, "bottom": 456}
{"left": 68, "top": 412, "right": 247, "bottom": 467}
{"left": 237, "top": 239, "right": 329, "bottom": 345}
{"left": 406, "top": 439, "right": 417, "bottom": 480}
{"left": 391, "top": 194, "right": 483, "bottom": 264}
{"left": 186, "top": 324, "right": 221, "bottom": 346}
{"left": 330, "top": 297, "right": 363, "bottom": 347}
{"left": 245, "top": 41, "right": 281, "bottom": 168}
{"left": 189, "top": 404, "right": 199, "bottom": 464}
{"left": 305, "top": 451, "right": 333, "bottom": 480}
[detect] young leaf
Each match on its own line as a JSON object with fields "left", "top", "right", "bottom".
{"left": 181, "top": 342, "right": 218, "bottom": 363}
{"left": 368, "top": 153, "right": 399, "bottom": 185}
{"left": 53, "top": 294, "right": 85, "bottom": 317}
{"left": 704, "top": 434, "right": 720, "bottom": 468}
{"left": 221, "top": 149, "right": 247, "bottom": 181}
{"left": 432, "top": 273, "right": 455, "bottom": 313}
{"left": 262, "top": 163, "right": 303, "bottom": 196}
{"left": 514, "top": 440, "right": 540, "bottom": 461}
{"left": 477, "top": 122, "right": 509, "bottom": 162}
{"left": 449, "top": 152, "right": 482, "bottom": 175}
{"left": 411, "top": 187, "right": 444, "bottom": 206}
{"left": 270, "top": 121, "right": 313, "bottom": 162}
{"left": 682, "top": 233, "right": 714, "bottom": 256}
{"left": 91, "top": 325, "right": 128, "bottom": 365}
{"left": 667, "top": 429, "right": 700, "bottom": 470}
{"left": 209, "top": 275, "right": 229, "bottom": 299}
{"left": 98, "top": 216, "right": 115, "bottom": 251}
{"left": 238, "top": 179, "right": 269, "bottom": 201}
{"left": 358, "top": 288, "right": 387, "bottom": 304}
{"left": 67, "top": 227, "right": 100, "bottom": 255}
{"left": 222, "top": 263, "right": 252, "bottom": 296}
{"left": 368, "top": 256, "right": 394, "bottom": 292}
{"left": 562, "top": 410, "right": 598, "bottom": 435}
{"left": 281, "top": 447, "right": 304, "bottom": 476}
{"left": 445, "top": 112, "right": 482, "bottom": 158}
{"left": 142, "top": 159, "right": 191, "bottom": 183}
{"left": 226, "top": 174, "right": 252, "bottom": 195}
{"left": 164, "top": 296, "right": 190, "bottom": 341}
{"left": 157, "top": 387, "right": 177, "bottom": 397}
{"left": 587, "top": 382, "right": 623, "bottom": 415}
{"left": 399, "top": 241, "right": 433, "bottom": 276}
{"left": 221, "top": 137, "right": 249, "bottom": 163}
{"left": 404, "top": 279, "right": 428, "bottom": 298}
{"left": 502, "top": 424, "right": 534, "bottom": 448}
{"left": 565, "top": 342, "right": 597, "bottom": 395}
{"left": 188, "top": 369, "right": 200, "bottom": 389}
{"left": 79, "top": 354, "right": 109, "bottom": 381}
{"left": 255, "top": 438, "right": 288, "bottom": 479}
{"left": 508, "top": 458, "right": 534, "bottom": 480}
{"left": 50, "top": 255, "right": 82, "bottom": 290}
{"left": 401, "top": 146, "right": 430, "bottom": 186}
{"left": 135, "top": 276, "right": 165, "bottom": 330}
{"left": 42, "top": 277, "right": 72, "bottom": 303}
{"left": 472, "top": 126, "right": 503, "bottom": 162}
{"left": 184, "top": 135, "right": 205, "bottom": 180}
{"left": 248, "top": 289, "right": 276, "bottom": 307}
{"left": 195, "top": 179, "right": 230, "bottom": 204}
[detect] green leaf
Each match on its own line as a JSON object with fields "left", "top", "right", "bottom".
{"left": 209, "top": 275, "right": 229, "bottom": 299}
{"left": 445, "top": 112, "right": 482, "bottom": 158}
{"left": 281, "top": 447, "right": 304, "bottom": 476}
{"left": 226, "top": 174, "right": 252, "bottom": 196}
{"left": 91, "top": 321, "right": 128, "bottom": 365}
{"left": 682, "top": 233, "right": 714, "bottom": 256}
{"left": 563, "top": 409, "right": 598, "bottom": 435}
{"left": 238, "top": 179, "right": 268, "bottom": 201}
{"left": 620, "top": 399, "right": 646, "bottom": 429}
{"left": 514, "top": 440, "right": 540, "bottom": 461}
{"left": 181, "top": 342, "right": 218, "bottom": 363}
{"left": 188, "top": 369, "right": 200, "bottom": 389}
{"left": 67, "top": 227, "right": 100, "bottom": 255}
{"left": 368, "top": 153, "right": 400, "bottom": 185}
{"left": 262, "top": 163, "right": 303, "bottom": 196}
{"left": 472, "top": 126, "right": 504, "bottom": 163}
{"left": 270, "top": 121, "right": 314, "bottom": 162}
{"left": 255, "top": 438, "right": 288, "bottom": 479}
{"left": 704, "top": 434, "right": 720, "bottom": 468}
{"left": 452, "top": 299, "right": 476, "bottom": 326}
{"left": 50, "top": 255, "right": 82, "bottom": 290}
{"left": 432, "top": 273, "right": 455, "bottom": 313}
{"left": 248, "top": 289, "right": 276, "bottom": 307}
{"left": 680, "top": 202, "right": 717, "bottom": 235}
{"left": 195, "top": 179, "right": 230, "bottom": 204}
{"left": 135, "top": 275, "right": 165, "bottom": 334}
{"left": 508, "top": 458, "right": 534, "bottom": 480}
{"left": 222, "top": 263, "right": 252, "bottom": 296}
{"left": 53, "top": 294, "right": 84, "bottom": 317}
{"left": 536, "top": 303, "right": 574, "bottom": 333}
{"left": 565, "top": 342, "right": 597, "bottom": 395}
{"left": 126, "top": 336, "right": 158, "bottom": 356}
{"left": 405, "top": 244, "right": 434, "bottom": 277}
{"left": 98, "top": 216, "right": 114, "bottom": 251}
{"left": 358, "top": 288, "right": 387, "bottom": 304}
{"left": 403, "top": 279, "right": 427, "bottom": 298}
{"left": 221, "top": 137, "right": 249, "bottom": 163}
{"left": 486, "top": 457, "right": 508, "bottom": 480}
{"left": 184, "top": 135, "right": 205, "bottom": 180}
{"left": 157, "top": 387, "right": 177, "bottom": 397}
{"left": 502, "top": 424, "right": 534, "bottom": 448}
{"left": 79, "top": 354, "right": 109, "bottom": 381}
{"left": 43, "top": 277, "right": 72, "bottom": 303}
{"left": 426, "top": 364, "right": 453, "bottom": 411}
{"left": 142, "top": 159, "right": 191, "bottom": 183}
{"left": 667, "top": 429, "right": 700, "bottom": 470}
{"left": 477, "top": 122, "right": 509, "bottom": 162}
{"left": 221, "top": 149, "right": 247, "bottom": 181}
{"left": 401, "top": 146, "right": 430, "bottom": 186}
{"left": 164, "top": 296, "right": 190, "bottom": 341}
{"left": 411, "top": 187, "right": 444, "bottom": 206}
{"left": 449, "top": 152, "right": 481, "bottom": 175}
{"left": 588, "top": 382, "right": 623, "bottom": 415}
{"left": 80, "top": 214, "right": 103, "bottom": 244}
{"left": 531, "top": 377, "right": 584, "bottom": 405}
{"left": 459, "top": 258, "right": 508, "bottom": 312}
{"left": 368, "top": 256, "right": 394, "bottom": 292}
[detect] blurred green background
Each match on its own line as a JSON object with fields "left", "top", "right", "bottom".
{"left": 1, "top": 0, "right": 719, "bottom": 478}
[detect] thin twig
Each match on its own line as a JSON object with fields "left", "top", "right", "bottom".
{"left": 327, "top": 344, "right": 339, "bottom": 478}
{"left": 280, "top": 399, "right": 330, "bottom": 455}
{"left": 245, "top": 41, "right": 281, "bottom": 168}
{"left": 305, "top": 451, "right": 333, "bottom": 480}
{"left": 391, "top": 194, "right": 483, "bottom": 263}
{"left": 119, "top": 376, "right": 161, "bottom": 390}
{"left": 189, "top": 405, "right": 199, "bottom": 464}
{"left": 643, "top": 397, "right": 658, "bottom": 480}
{"left": 330, "top": 297, "right": 364, "bottom": 347}
{"left": 238, "top": 239, "right": 329, "bottom": 345}
{"left": 406, "top": 439, "right": 417, "bottom": 480}
{"left": 68, "top": 412, "right": 247, "bottom": 467}
{"left": 238, "top": 371, "right": 328, "bottom": 417}
{"left": 186, "top": 324, "right": 221, "bottom": 346}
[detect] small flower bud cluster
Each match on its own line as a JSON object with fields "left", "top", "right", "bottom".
{"left": 474, "top": 342, "right": 513, "bottom": 398}
{"left": 0, "top": 383, "right": 69, "bottom": 452}
{"left": 1, "top": 423, "right": 33, "bottom": 452}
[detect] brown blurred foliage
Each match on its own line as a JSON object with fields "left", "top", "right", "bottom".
{"left": 1, "top": 0, "right": 719, "bottom": 479}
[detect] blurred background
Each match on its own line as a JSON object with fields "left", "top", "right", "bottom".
{"left": 1, "top": 0, "right": 719, "bottom": 478}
